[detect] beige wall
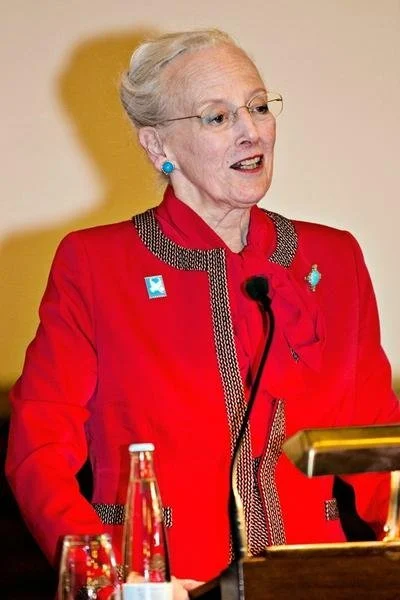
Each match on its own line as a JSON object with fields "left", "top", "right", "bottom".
{"left": 1, "top": 1, "right": 399, "bottom": 394}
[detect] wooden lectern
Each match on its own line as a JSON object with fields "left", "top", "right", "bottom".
{"left": 190, "top": 425, "right": 400, "bottom": 600}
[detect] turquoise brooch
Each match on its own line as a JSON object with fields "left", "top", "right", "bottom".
{"left": 305, "top": 264, "right": 322, "bottom": 292}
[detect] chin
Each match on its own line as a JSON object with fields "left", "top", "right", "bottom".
{"left": 238, "top": 181, "right": 271, "bottom": 206}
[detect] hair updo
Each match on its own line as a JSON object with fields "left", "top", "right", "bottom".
{"left": 119, "top": 29, "right": 237, "bottom": 129}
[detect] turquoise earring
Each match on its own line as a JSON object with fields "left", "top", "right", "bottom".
{"left": 161, "top": 161, "right": 175, "bottom": 175}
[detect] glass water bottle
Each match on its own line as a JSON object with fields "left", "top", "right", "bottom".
{"left": 122, "top": 443, "right": 171, "bottom": 600}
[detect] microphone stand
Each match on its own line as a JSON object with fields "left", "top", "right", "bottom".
{"left": 190, "top": 276, "right": 274, "bottom": 600}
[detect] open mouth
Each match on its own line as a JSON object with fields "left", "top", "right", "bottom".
{"left": 230, "top": 155, "right": 263, "bottom": 171}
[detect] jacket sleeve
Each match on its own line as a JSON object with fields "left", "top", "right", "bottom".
{"left": 341, "top": 231, "right": 400, "bottom": 538}
{"left": 6, "top": 232, "right": 104, "bottom": 565}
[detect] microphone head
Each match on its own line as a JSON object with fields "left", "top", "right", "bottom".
{"left": 245, "top": 276, "right": 269, "bottom": 302}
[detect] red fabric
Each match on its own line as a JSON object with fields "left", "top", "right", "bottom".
{"left": 6, "top": 186, "right": 400, "bottom": 581}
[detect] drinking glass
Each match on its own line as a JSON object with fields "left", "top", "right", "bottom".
{"left": 58, "top": 534, "right": 122, "bottom": 599}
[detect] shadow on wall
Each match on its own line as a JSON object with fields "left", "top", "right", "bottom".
{"left": 0, "top": 29, "right": 165, "bottom": 403}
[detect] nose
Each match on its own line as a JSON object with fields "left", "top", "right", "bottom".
{"left": 234, "top": 106, "right": 260, "bottom": 144}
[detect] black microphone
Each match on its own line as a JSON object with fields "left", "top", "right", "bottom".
{"left": 228, "top": 276, "right": 275, "bottom": 562}
{"left": 245, "top": 275, "right": 271, "bottom": 312}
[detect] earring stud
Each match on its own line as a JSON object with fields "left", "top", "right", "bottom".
{"left": 161, "top": 161, "right": 175, "bottom": 175}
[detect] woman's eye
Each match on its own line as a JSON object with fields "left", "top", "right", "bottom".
{"left": 253, "top": 102, "right": 269, "bottom": 114}
{"left": 204, "top": 111, "right": 228, "bottom": 126}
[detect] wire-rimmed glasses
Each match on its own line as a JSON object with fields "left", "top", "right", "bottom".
{"left": 156, "top": 92, "right": 283, "bottom": 131}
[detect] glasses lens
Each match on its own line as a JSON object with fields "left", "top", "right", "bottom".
{"left": 248, "top": 94, "right": 283, "bottom": 119}
{"left": 246, "top": 93, "right": 284, "bottom": 121}
{"left": 248, "top": 95, "right": 269, "bottom": 118}
{"left": 200, "top": 105, "right": 231, "bottom": 129}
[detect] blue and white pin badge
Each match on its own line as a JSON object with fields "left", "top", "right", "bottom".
{"left": 145, "top": 275, "right": 167, "bottom": 299}
{"left": 305, "top": 264, "right": 322, "bottom": 292}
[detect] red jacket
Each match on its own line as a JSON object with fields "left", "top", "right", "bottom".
{"left": 6, "top": 187, "right": 400, "bottom": 581}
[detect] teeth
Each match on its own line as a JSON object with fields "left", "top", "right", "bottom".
{"left": 235, "top": 157, "right": 262, "bottom": 170}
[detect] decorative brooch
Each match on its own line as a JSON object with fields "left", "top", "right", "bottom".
{"left": 305, "top": 264, "right": 322, "bottom": 292}
{"left": 145, "top": 275, "right": 167, "bottom": 299}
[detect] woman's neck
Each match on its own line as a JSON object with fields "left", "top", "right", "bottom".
{"left": 203, "top": 207, "right": 251, "bottom": 252}
{"left": 170, "top": 184, "right": 252, "bottom": 253}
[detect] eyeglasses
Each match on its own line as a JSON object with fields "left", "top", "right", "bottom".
{"left": 156, "top": 92, "right": 283, "bottom": 131}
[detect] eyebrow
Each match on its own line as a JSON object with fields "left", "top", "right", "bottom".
{"left": 195, "top": 88, "right": 268, "bottom": 110}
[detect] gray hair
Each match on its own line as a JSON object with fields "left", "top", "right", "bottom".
{"left": 120, "top": 29, "right": 238, "bottom": 129}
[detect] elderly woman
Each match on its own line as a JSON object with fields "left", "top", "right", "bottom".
{"left": 6, "top": 29, "right": 400, "bottom": 585}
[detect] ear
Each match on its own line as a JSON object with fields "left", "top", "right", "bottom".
{"left": 138, "top": 127, "right": 168, "bottom": 172}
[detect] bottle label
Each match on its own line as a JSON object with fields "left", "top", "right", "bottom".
{"left": 122, "top": 582, "right": 173, "bottom": 600}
